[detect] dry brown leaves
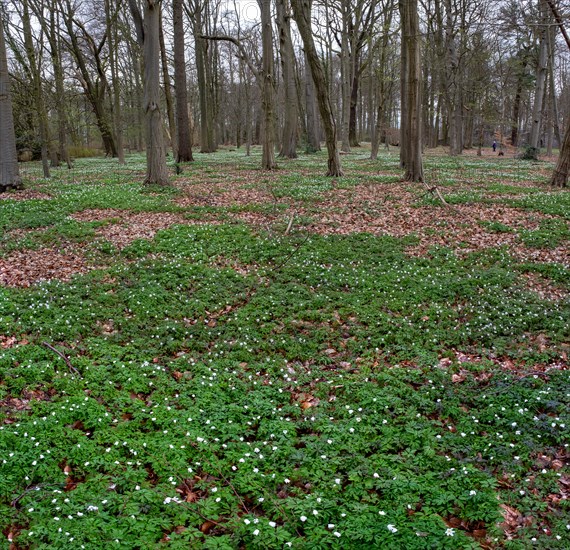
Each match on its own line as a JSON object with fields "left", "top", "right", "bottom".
{"left": 0, "top": 189, "right": 52, "bottom": 201}
{"left": 205, "top": 178, "right": 569, "bottom": 269}
{"left": 499, "top": 504, "right": 534, "bottom": 539}
{"left": 522, "top": 273, "right": 569, "bottom": 301}
{"left": 175, "top": 172, "right": 274, "bottom": 208}
{"left": 0, "top": 248, "right": 90, "bottom": 287}
{"left": 70, "top": 209, "right": 195, "bottom": 249}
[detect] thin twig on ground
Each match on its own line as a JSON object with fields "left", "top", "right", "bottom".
{"left": 42, "top": 342, "right": 82, "bottom": 377}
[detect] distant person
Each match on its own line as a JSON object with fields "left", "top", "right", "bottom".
{"left": 492, "top": 140, "right": 497, "bottom": 152}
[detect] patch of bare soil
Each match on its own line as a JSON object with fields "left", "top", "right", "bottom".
{"left": 0, "top": 189, "right": 52, "bottom": 201}
{"left": 0, "top": 248, "right": 90, "bottom": 287}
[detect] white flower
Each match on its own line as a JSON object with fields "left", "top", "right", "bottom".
{"left": 446, "top": 528, "right": 455, "bottom": 536}
{"left": 469, "top": 490, "right": 477, "bottom": 496}
{"left": 378, "top": 510, "right": 386, "bottom": 516}
{"left": 253, "top": 529, "right": 260, "bottom": 536}
{"left": 335, "top": 478, "right": 341, "bottom": 485}
{"left": 300, "top": 515, "right": 307, "bottom": 522}
{"left": 333, "top": 532, "right": 341, "bottom": 537}
{"left": 268, "top": 521, "right": 276, "bottom": 528}
{"left": 86, "top": 505, "right": 99, "bottom": 512}
{"left": 312, "top": 510, "right": 318, "bottom": 516}
{"left": 387, "top": 524, "right": 397, "bottom": 533}
{"left": 243, "top": 519, "right": 251, "bottom": 525}
{"left": 328, "top": 524, "right": 335, "bottom": 529}
{"left": 284, "top": 478, "right": 290, "bottom": 484}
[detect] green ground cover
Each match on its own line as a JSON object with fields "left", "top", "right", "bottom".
{"left": 0, "top": 148, "right": 568, "bottom": 549}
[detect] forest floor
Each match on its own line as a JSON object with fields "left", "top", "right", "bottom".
{"left": 0, "top": 147, "right": 568, "bottom": 549}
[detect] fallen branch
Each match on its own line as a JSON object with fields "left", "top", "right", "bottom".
{"left": 42, "top": 342, "right": 82, "bottom": 377}
{"left": 284, "top": 213, "right": 295, "bottom": 235}
{"left": 420, "top": 181, "right": 451, "bottom": 207}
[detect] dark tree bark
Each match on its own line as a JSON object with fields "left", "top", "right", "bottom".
{"left": 304, "top": 51, "right": 321, "bottom": 153}
{"left": 60, "top": 0, "right": 117, "bottom": 157}
{"left": 276, "top": 0, "right": 298, "bottom": 159}
{"left": 159, "top": 11, "right": 177, "bottom": 159}
{"left": 129, "top": 0, "right": 169, "bottom": 185}
{"left": 104, "top": 0, "right": 125, "bottom": 164}
{"left": 544, "top": 0, "right": 570, "bottom": 186}
{"left": 0, "top": 23, "right": 21, "bottom": 190}
{"left": 291, "top": 0, "right": 343, "bottom": 176}
{"left": 399, "top": 0, "right": 423, "bottom": 182}
{"left": 529, "top": 0, "right": 548, "bottom": 152}
{"left": 190, "top": 1, "right": 216, "bottom": 153}
{"left": 173, "top": 0, "right": 193, "bottom": 162}
{"left": 22, "top": 0, "right": 50, "bottom": 178}
{"left": 259, "top": 0, "right": 277, "bottom": 170}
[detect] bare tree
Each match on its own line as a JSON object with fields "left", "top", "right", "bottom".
{"left": 173, "top": 0, "right": 193, "bottom": 162}
{"left": 259, "top": 0, "right": 276, "bottom": 169}
{"left": 545, "top": 0, "right": 570, "bottom": 186}
{"left": 0, "top": 21, "right": 21, "bottom": 191}
{"left": 129, "top": 0, "right": 169, "bottom": 185}
{"left": 399, "top": 0, "right": 423, "bottom": 182}
{"left": 276, "top": 0, "right": 298, "bottom": 159}
{"left": 529, "top": 0, "right": 548, "bottom": 155}
{"left": 21, "top": 0, "right": 50, "bottom": 177}
{"left": 59, "top": 0, "right": 118, "bottom": 157}
{"left": 291, "top": 0, "right": 343, "bottom": 176}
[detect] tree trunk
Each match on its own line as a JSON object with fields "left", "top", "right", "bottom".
{"left": 550, "top": 122, "right": 570, "bottom": 187}
{"left": 399, "top": 0, "right": 423, "bottom": 182}
{"left": 291, "top": 0, "right": 343, "bottom": 176}
{"left": 530, "top": 1, "right": 548, "bottom": 152}
{"left": 49, "top": 7, "right": 71, "bottom": 168}
{"left": 547, "top": 22, "right": 561, "bottom": 147}
{"left": 173, "top": 0, "right": 193, "bottom": 162}
{"left": 349, "top": 69, "right": 360, "bottom": 147}
{"left": 511, "top": 70, "right": 524, "bottom": 147}
{"left": 340, "top": 4, "right": 351, "bottom": 153}
{"left": 192, "top": 4, "right": 216, "bottom": 153}
{"left": 259, "top": 0, "right": 277, "bottom": 170}
{"left": 276, "top": 0, "right": 298, "bottom": 159}
{"left": 22, "top": 0, "right": 50, "bottom": 178}
{"left": 61, "top": 0, "right": 117, "bottom": 157}
{"left": 0, "top": 23, "right": 21, "bottom": 190}
{"left": 444, "top": 0, "right": 462, "bottom": 156}
{"left": 304, "top": 51, "right": 321, "bottom": 153}
{"left": 130, "top": 0, "right": 169, "bottom": 185}
{"left": 105, "top": 0, "right": 125, "bottom": 164}
{"left": 159, "top": 12, "right": 177, "bottom": 160}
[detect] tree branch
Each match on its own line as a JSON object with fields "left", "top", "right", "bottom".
{"left": 200, "top": 34, "right": 260, "bottom": 80}
{"left": 544, "top": 0, "right": 570, "bottom": 51}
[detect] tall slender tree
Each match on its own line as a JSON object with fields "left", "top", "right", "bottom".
{"left": 173, "top": 0, "right": 193, "bottom": 162}
{"left": 399, "top": 0, "right": 423, "bottom": 182}
{"left": 259, "top": 0, "right": 276, "bottom": 169}
{"left": 0, "top": 20, "right": 21, "bottom": 191}
{"left": 276, "top": 0, "right": 298, "bottom": 159}
{"left": 21, "top": 0, "right": 50, "bottom": 177}
{"left": 129, "top": 0, "right": 169, "bottom": 185}
{"left": 291, "top": 0, "right": 343, "bottom": 176}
